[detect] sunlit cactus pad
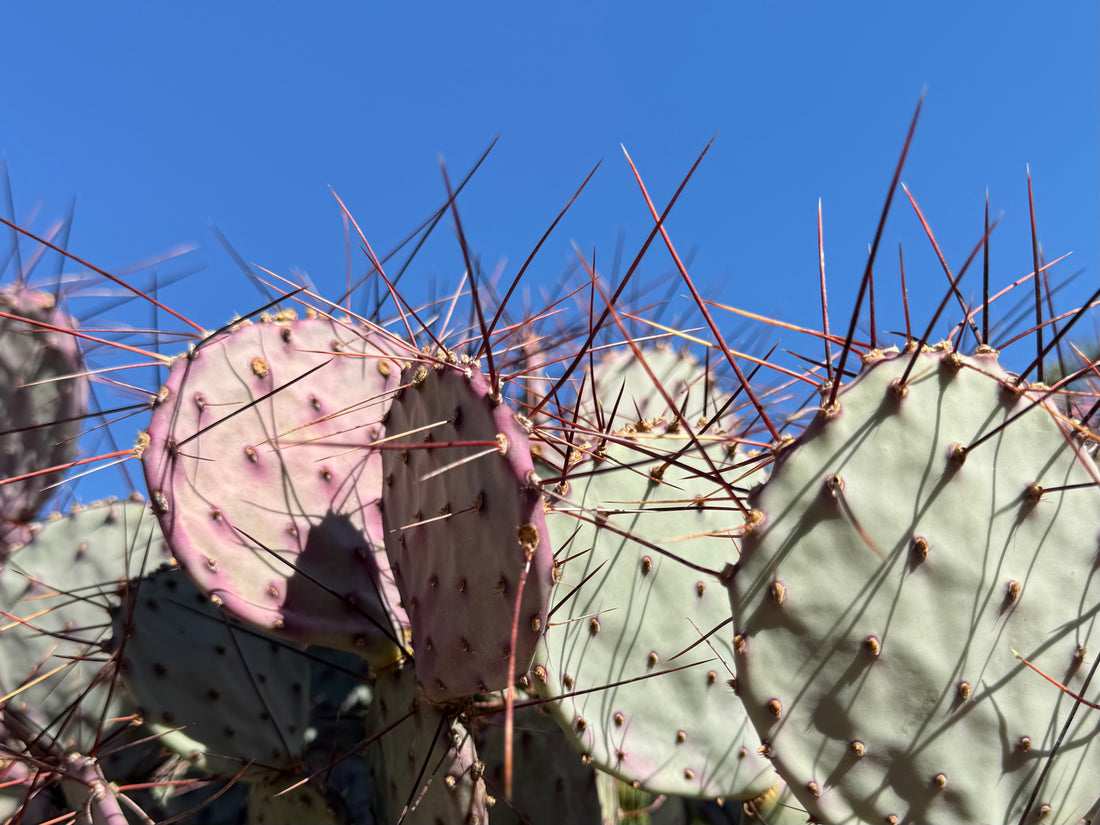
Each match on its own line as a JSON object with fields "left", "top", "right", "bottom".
{"left": 531, "top": 430, "right": 775, "bottom": 799}
{"left": 727, "top": 346, "right": 1100, "bottom": 823}
{"left": 141, "top": 314, "right": 409, "bottom": 664}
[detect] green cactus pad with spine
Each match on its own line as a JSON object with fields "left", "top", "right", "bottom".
{"left": 113, "top": 564, "right": 311, "bottom": 777}
{"left": 0, "top": 498, "right": 168, "bottom": 753}
{"left": 727, "top": 346, "right": 1100, "bottom": 823}
{"left": 141, "top": 314, "right": 409, "bottom": 665}
{"left": 365, "top": 660, "right": 488, "bottom": 824}
{"left": 531, "top": 429, "right": 775, "bottom": 799}
{"left": 381, "top": 356, "right": 553, "bottom": 703}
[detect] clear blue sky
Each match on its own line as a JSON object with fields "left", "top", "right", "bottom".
{"left": 3, "top": 3, "right": 1097, "bottom": 506}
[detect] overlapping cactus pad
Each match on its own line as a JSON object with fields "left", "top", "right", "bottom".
{"left": 365, "top": 660, "right": 488, "bottom": 824}
{"left": 113, "top": 564, "right": 311, "bottom": 777}
{"left": 531, "top": 430, "right": 775, "bottom": 799}
{"left": 141, "top": 314, "right": 409, "bottom": 664}
{"left": 381, "top": 356, "right": 553, "bottom": 702}
{"left": 0, "top": 498, "right": 169, "bottom": 754}
{"left": 0, "top": 285, "right": 89, "bottom": 553}
{"left": 727, "top": 345, "right": 1100, "bottom": 823}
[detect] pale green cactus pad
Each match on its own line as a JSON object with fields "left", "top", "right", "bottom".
{"left": 577, "top": 343, "right": 729, "bottom": 434}
{"left": 727, "top": 346, "right": 1100, "bottom": 823}
{"left": 531, "top": 428, "right": 775, "bottom": 799}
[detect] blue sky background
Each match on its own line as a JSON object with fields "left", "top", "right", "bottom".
{"left": 2, "top": 3, "right": 1097, "bottom": 505}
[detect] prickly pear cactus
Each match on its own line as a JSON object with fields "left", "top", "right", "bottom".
{"left": 531, "top": 427, "right": 775, "bottom": 800}
{"left": 112, "top": 564, "right": 311, "bottom": 778}
{"left": 365, "top": 660, "right": 488, "bottom": 824}
{"left": 381, "top": 356, "right": 553, "bottom": 703}
{"left": 578, "top": 343, "right": 726, "bottom": 432}
{"left": 476, "top": 703, "right": 602, "bottom": 825}
{"left": 141, "top": 313, "right": 409, "bottom": 664}
{"left": 0, "top": 498, "right": 168, "bottom": 753}
{"left": 727, "top": 345, "right": 1100, "bottom": 823}
{"left": 0, "top": 285, "right": 89, "bottom": 553}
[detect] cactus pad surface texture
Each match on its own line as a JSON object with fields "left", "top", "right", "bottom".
{"left": 0, "top": 498, "right": 168, "bottom": 754}
{"left": 532, "top": 420, "right": 776, "bottom": 800}
{"left": 141, "top": 313, "right": 409, "bottom": 664}
{"left": 113, "top": 563, "right": 312, "bottom": 778}
{"left": 365, "top": 660, "right": 488, "bottom": 824}
{"left": 381, "top": 355, "right": 553, "bottom": 703}
{"left": 727, "top": 345, "right": 1100, "bottom": 823}
{"left": 0, "top": 284, "right": 88, "bottom": 553}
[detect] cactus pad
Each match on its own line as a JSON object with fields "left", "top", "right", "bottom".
{"left": 577, "top": 344, "right": 727, "bottom": 433}
{"left": 0, "top": 285, "right": 88, "bottom": 552}
{"left": 727, "top": 346, "right": 1100, "bottom": 823}
{"left": 476, "top": 703, "right": 601, "bottom": 825}
{"left": 381, "top": 357, "right": 553, "bottom": 702}
{"left": 531, "top": 429, "right": 775, "bottom": 799}
{"left": 365, "top": 660, "right": 488, "bottom": 824}
{"left": 113, "top": 564, "right": 311, "bottom": 777}
{"left": 0, "top": 498, "right": 168, "bottom": 753}
{"left": 141, "top": 315, "right": 409, "bottom": 664}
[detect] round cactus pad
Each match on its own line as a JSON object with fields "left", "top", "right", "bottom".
{"left": 381, "top": 358, "right": 553, "bottom": 703}
{"left": 531, "top": 432, "right": 775, "bottom": 799}
{"left": 728, "top": 347, "right": 1100, "bottom": 823}
{"left": 142, "top": 315, "right": 408, "bottom": 664}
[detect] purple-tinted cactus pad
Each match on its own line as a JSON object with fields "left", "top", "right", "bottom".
{"left": 141, "top": 314, "right": 410, "bottom": 664}
{"left": 0, "top": 285, "right": 89, "bottom": 553}
{"left": 381, "top": 357, "right": 553, "bottom": 703}
{"left": 728, "top": 347, "right": 1100, "bottom": 823}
